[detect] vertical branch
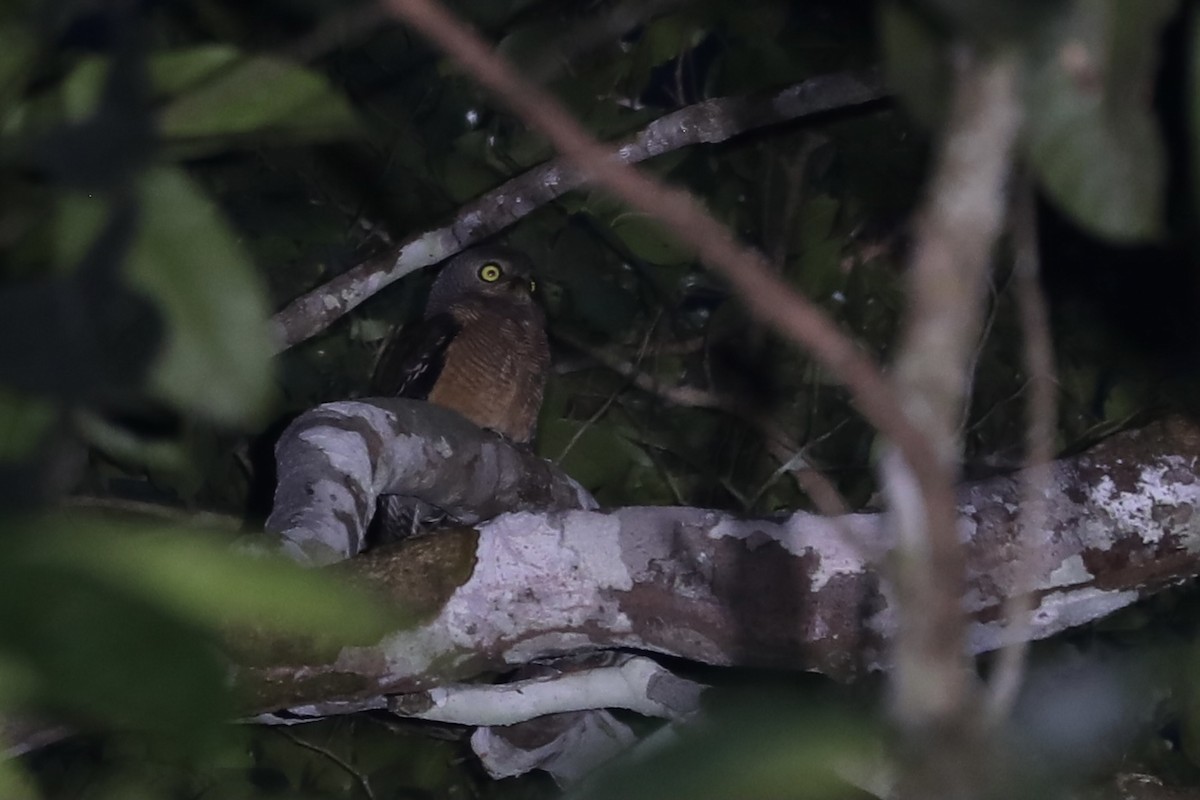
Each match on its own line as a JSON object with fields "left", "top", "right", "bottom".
{"left": 879, "top": 45, "right": 1023, "bottom": 790}
{"left": 984, "top": 179, "right": 1058, "bottom": 723}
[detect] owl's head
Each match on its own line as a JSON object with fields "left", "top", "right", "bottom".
{"left": 425, "top": 246, "right": 538, "bottom": 317}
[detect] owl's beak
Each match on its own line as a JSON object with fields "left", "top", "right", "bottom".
{"left": 507, "top": 275, "right": 535, "bottom": 294}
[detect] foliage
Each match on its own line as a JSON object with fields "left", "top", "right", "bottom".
{"left": 0, "top": 1, "right": 395, "bottom": 796}
{"left": 1, "top": 0, "right": 1198, "bottom": 797}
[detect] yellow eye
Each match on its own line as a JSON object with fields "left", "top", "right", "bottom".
{"left": 478, "top": 263, "right": 503, "bottom": 282}
{"left": 528, "top": 278, "right": 537, "bottom": 293}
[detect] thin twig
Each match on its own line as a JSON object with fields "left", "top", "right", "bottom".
{"left": 556, "top": 317, "right": 660, "bottom": 463}
{"left": 747, "top": 419, "right": 849, "bottom": 509}
{"left": 274, "top": 728, "right": 377, "bottom": 800}
{"left": 559, "top": 332, "right": 850, "bottom": 515}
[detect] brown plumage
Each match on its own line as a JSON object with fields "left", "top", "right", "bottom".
{"left": 371, "top": 246, "right": 549, "bottom": 443}
{"left": 369, "top": 246, "right": 550, "bottom": 541}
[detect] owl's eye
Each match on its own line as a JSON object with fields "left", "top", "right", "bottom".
{"left": 478, "top": 263, "right": 503, "bottom": 282}
{"left": 528, "top": 278, "right": 537, "bottom": 293}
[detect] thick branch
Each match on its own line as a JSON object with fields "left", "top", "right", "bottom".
{"left": 268, "top": 70, "right": 886, "bottom": 351}
{"left": 241, "top": 417, "right": 1200, "bottom": 714}
{"left": 880, "top": 50, "right": 1023, "bottom": 739}
{"left": 264, "top": 399, "right": 594, "bottom": 565}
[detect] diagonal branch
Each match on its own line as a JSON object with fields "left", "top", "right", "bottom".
{"left": 268, "top": 70, "right": 887, "bottom": 352}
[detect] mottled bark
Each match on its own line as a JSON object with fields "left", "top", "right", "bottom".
{"left": 264, "top": 398, "right": 594, "bottom": 565}
{"left": 245, "top": 417, "right": 1200, "bottom": 715}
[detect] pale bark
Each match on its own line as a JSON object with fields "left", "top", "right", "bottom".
{"left": 246, "top": 415, "right": 1200, "bottom": 715}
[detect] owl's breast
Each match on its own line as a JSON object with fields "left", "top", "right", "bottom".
{"left": 426, "top": 307, "right": 550, "bottom": 443}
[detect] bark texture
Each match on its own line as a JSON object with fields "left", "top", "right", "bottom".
{"left": 247, "top": 414, "right": 1200, "bottom": 714}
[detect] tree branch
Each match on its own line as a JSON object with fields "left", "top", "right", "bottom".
{"left": 879, "top": 49, "right": 1023, "bottom": 751}
{"left": 268, "top": 69, "right": 885, "bottom": 352}
{"left": 263, "top": 399, "right": 594, "bottom": 565}
{"left": 241, "top": 417, "right": 1200, "bottom": 716}
{"left": 388, "top": 654, "right": 702, "bottom": 725}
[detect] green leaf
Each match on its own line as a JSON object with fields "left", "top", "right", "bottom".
{"left": 573, "top": 690, "right": 875, "bottom": 800}
{"left": 0, "top": 391, "right": 54, "bottom": 460}
{"left": 442, "top": 136, "right": 503, "bottom": 202}
{"left": 878, "top": 2, "right": 951, "bottom": 129}
{"left": 0, "top": 564, "right": 232, "bottom": 746}
{"left": 51, "top": 191, "right": 109, "bottom": 273}
{"left": 0, "top": 23, "right": 36, "bottom": 120}
{"left": 0, "top": 758, "right": 40, "bottom": 800}
{"left": 149, "top": 44, "right": 241, "bottom": 99}
{"left": 158, "top": 55, "right": 360, "bottom": 149}
{"left": 790, "top": 194, "right": 844, "bottom": 300}
{"left": 1023, "top": 0, "right": 1176, "bottom": 242}
{"left": 641, "top": 12, "right": 702, "bottom": 68}
{"left": 127, "top": 167, "right": 275, "bottom": 426}
{"left": 5, "top": 514, "right": 396, "bottom": 643}
{"left": 0, "top": 650, "right": 39, "bottom": 708}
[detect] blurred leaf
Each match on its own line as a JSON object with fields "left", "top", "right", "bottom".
{"left": 0, "top": 199, "right": 162, "bottom": 401}
{"left": 127, "top": 167, "right": 275, "bottom": 426}
{"left": 158, "top": 55, "right": 360, "bottom": 151}
{"left": 0, "top": 391, "right": 54, "bottom": 460}
{"left": 6, "top": 514, "right": 397, "bottom": 641}
{"left": 0, "top": 23, "right": 35, "bottom": 117}
{"left": 878, "top": 2, "right": 951, "bottom": 128}
{"left": 51, "top": 191, "right": 108, "bottom": 273}
{"left": 0, "top": 649, "right": 39, "bottom": 708}
{"left": 73, "top": 410, "right": 194, "bottom": 483}
{"left": 0, "top": 564, "right": 232, "bottom": 747}
{"left": 572, "top": 691, "right": 876, "bottom": 800}
{"left": 4, "top": 45, "right": 240, "bottom": 138}
{"left": 148, "top": 45, "right": 241, "bottom": 99}
{"left": 1023, "top": 0, "right": 1176, "bottom": 242}
{"left": 59, "top": 59, "right": 108, "bottom": 124}
{"left": 790, "top": 194, "right": 844, "bottom": 300}
{"left": 641, "top": 12, "right": 702, "bottom": 68}
{"left": 0, "top": 758, "right": 40, "bottom": 800}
